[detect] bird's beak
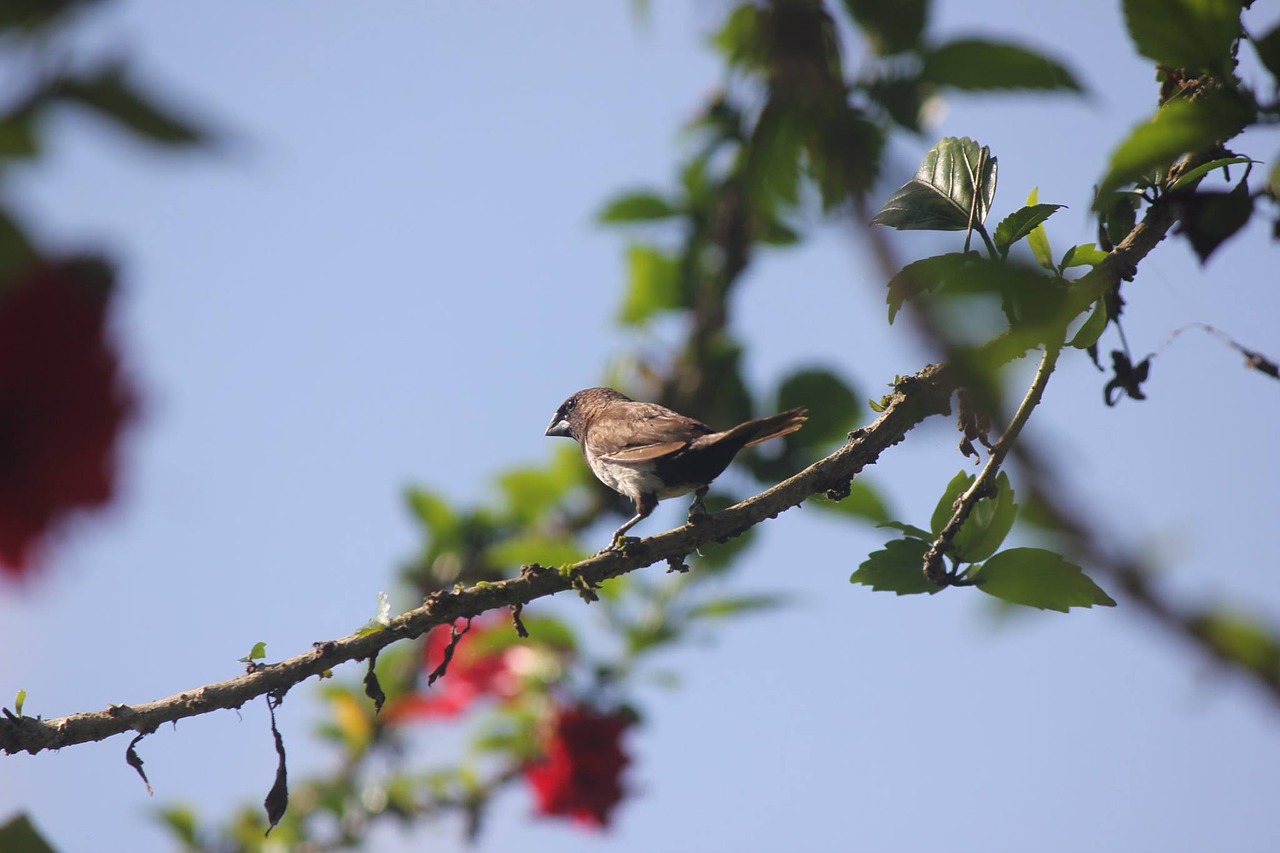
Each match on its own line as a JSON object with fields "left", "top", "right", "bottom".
{"left": 545, "top": 416, "right": 572, "bottom": 438}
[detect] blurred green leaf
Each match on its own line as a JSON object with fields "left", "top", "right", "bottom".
{"left": 1252, "top": 22, "right": 1280, "bottom": 78}
{"left": 1059, "top": 243, "right": 1110, "bottom": 270}
{"left": 0, "top": 208, "right": 37, "bottom": 280}
{"left": 155, "top": 805, "right": 199, "bottom": 847}
{"left": 1191, "top": 609, "right": 1280, "bottom": 675}
{"left": 993, "top": 204, "right": 1065, "bottom": 255}
{"left": 876, "top": 519, "right": 932, "bottom": 539}
{"left": 871, "top": 136, "right": 997, "bottom": 231}
{"left": 922, "top": 39, "right": 1082, "bottom": 92}
{"left": 13, "top": 688, "right": 25, "bottom": 717}
{"left": 711, "top": 2, "right": 764, "bottom": 67}
{"left": 1068, "top": 297, "right": 1109, "bottom": 349}
{"left": 1178, "top": 183, "right": 1254, "bottom": 264}
{"left": 0, "top": 814, "right": 59, "bottom": 853}
{"left": 841, "top": 0, "right": 928, "bottom": 55}
{"left": 746, "top": 103, "right": 804, "bottom": 210}
{"left": 810, "top": 480, "right": 892, "bottom": 523}
{"left": 0, "top": 110, "right": 40, "bottom": 161}
{"left": 618, "top": 243, "right": 682, "bottom": 325}
{"left": 1123, "top": 0, "right": 1243, "bottom": 74}
{"left": 1024, "top": 187, "right": 1055, "bottom": 270}
{"left": 687, "top": 593, "right": 788, "bottom": 620}
{"left": 1099, "top": 91, "right": 1254, "bottom": 196}
{"left": 850, "top": 537, "right": 939, "bottom": 595}
{"left": 863, "top": 76, "right": 928, "bottom": 132}
{"left": 487, "top": 533, "right": 586, "bottom": 568}
{"left": 951, "top": 471, "right": 1017, "bottom": 563}
{"left": 406, "top": 487, "right": 458, "bottom": 537}
{"left": 974, "top": 547, "right": 1117, "bottom": 612}
{"left": 885, "top": 251, "right": 973, "bottom": 323}
{"left": 776, "top": 367, "right": 861, "bottom": 446}
{"left": 597, "top": 191, "right": 681, "bottom": 223}
{"left": 53, "top": 66, "right": 207, "bottom": 146}
{"left": 498, "top": 461, "right": 577, "bottom": 525}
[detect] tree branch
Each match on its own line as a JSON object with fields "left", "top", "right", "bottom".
{"left": 0, "top": 364, "right": 956, "bottom": 757}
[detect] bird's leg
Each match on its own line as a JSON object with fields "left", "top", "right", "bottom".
{"left": 607, "top": 493, "right": 657, "bottom": 551}
{"left": 686, "top": 485, "right": 710, "bottom": 524}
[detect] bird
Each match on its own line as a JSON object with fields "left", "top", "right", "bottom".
{"left": 545, "top": 387, "right": 808, "bottom": 550}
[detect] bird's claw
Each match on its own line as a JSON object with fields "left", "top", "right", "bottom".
{"left": 604, "top": 535, "right": 641, "bottom": 554}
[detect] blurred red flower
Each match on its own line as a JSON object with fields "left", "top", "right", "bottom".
{"left": 524, "top": 705, "right": 633, "bottom": 829}
{"left": 0, "top": 259, "right": 135, "bottom": 576}
{"left": 385, "top": 615, "right": 522, "bottom": 721}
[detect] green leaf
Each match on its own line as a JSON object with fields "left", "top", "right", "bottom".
{"left": 885, "top": 251, "right": 974, "bottom": 323}
{"left": 876, "top": 519, "right": 932, "bottom": 539}
{"left": 1190, "top": 609, "right": 1280, "bottom": 675}
{"left": 993, "top": 204, "right": 1065, "bottom": 255}
{"left": 1067, "top": 297, "right": 1109, "bottom": 349}
{"left": 1098, "top": 91, "right": 1254, "bottom": 196}
{"left": 1178, "top": 183, "right": 1254, "bottom": 264}
{"left": 1059, "top": 242, "right": 1110, "bottom": 271}
{"left": 0, "top": 814, "right": 59, "bottom": 853}
{"left": 776, "top": 367, "right": 861, "bottom": 446}
{"left": 406, "top": 487, "right": 457, "bottom": 537}
{"left": 156, "top": 805, "right": 200, "bottom": 847}
{"left": 1123, "top": 0, "right": 1243, "bottom": 74}
{"left": 974, "top": 547, "right": 1117, "bottom": 612}
{"left": 1024, "top": 188, "right": 1054, "bottom": 270}
{"left": 851, "top": 538, "right": 939, "bottom": 595}
{"left": 618, "top": 243, "right": 682, "bottom": 325}
{"left": 810, "top": 480, "right": 892, "bottom": 523}
{"left": 53, "top": 66, "right": 207, "bottom": 146}
{"left": 687, "top": 593, "right": 789, "bottom": 620}
{"left": 951, "top": 471, "right": 1017, "bottom": 563}
{"left": 597, "top": 191, "right": 680, "bottom": 223}
{"left": 238, "top": 641, "right": 267, "bottom": 663}
{"left": 1167, "top": 155, "right": 1255, "bottom": 192}
{"left": 13, "top": 688, "right": 25, "bottom": 717}
{"left": 711, "top": 3, "right": 764, "bottom": 67}
{"left": 931, "top": 470, "right": 972, "bottom": 535}
{"left": 487, "top": 533, "right": 587, "bottom": 569}
{"left": 746, "top": 103, "right": 804, "bottom": 210}
{"left": 921, "top": 39, "right": 1082, "bottom": 92}
{"left": 841, "top": 0, "right": 928, "bottom": 55}
{"left": 871, "top": 137, "right": 998, "bottom": 231}
{"left": 497, "top": 457, "right": 580, "bottom": 524}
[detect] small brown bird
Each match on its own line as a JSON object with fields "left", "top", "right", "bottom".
{"left": 545, "top": 387, "right": 807, "bottom": 550}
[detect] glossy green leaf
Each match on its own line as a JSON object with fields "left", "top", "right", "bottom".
{"left": 1024, "top": 188, "right": 1055, "bottom": 270}
{"left": 810, "top": 480, "right": 892, "bottom": 523}
{"left": 618, "top": 243, "right": 682, "bottom": 325}
{"left": 1059, "top": 243, "right": 1110, "bottom": 270}
{"left": 871, "top": 137, "right": 997, "bottom": 231}
{"left": 922, "top": 39, "right": 1082, "bottom": 92}
{"left": 951, "top": 471, "right": 1017, "bottom": 563}
{"left": 53, "top": 66, "right": 207, "bottom": 146}
{"left": 841, "top": 0, "right": 928, "bottom": 55}
{"left": 776, "top": 367, "right": 861, "bottom": 446}
{"left": 1099, "top": 91, "right": 1254, "bottom": 196}
{"left": 1123, "top": 0, "right": 1243, "bottom": 73}
{"left": 974, "top": 547, "right": 1117, "bottom": 611}
{"left": 850, "top": 537, "right": 939, "bottom": 595}
{"left": 597, "top": 191, "right": 681, "bottom": 223}
{"left": 0, "top": 814, "right": 59, "bottom": 853}
{"left": 1068, "top": 297, "right": 1109, "bottom": 349}
{"left": 993, "top": 203, "right": 1065, "bottom": 255}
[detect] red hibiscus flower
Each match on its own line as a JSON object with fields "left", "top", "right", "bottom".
{"left": 524, "top": 704, "right": 633, "bottom": 829}
{"left": 0, "top": 258, "right": 135, "bottom": 576}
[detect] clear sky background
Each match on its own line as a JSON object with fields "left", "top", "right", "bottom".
{"left": 2, "top": 2, "right": 1279, "bottom": 851}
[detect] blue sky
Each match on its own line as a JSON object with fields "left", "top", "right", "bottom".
{"left": 2, "top": 2, "right": 1279, "bottom": 851}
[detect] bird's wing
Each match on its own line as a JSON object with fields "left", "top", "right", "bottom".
{"left": 586, "top": 406, "right": 712, "bottom": 465}
{"left": 599, "top": 441, "right": 689, "bottom": 463}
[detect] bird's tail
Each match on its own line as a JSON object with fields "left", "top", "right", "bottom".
{"left": 725, "top": 407, "right": 808, "bottom": 449}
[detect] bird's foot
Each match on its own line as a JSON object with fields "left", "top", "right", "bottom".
{"left": 604, "top": 535, "right": 641, "bottom": 554}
